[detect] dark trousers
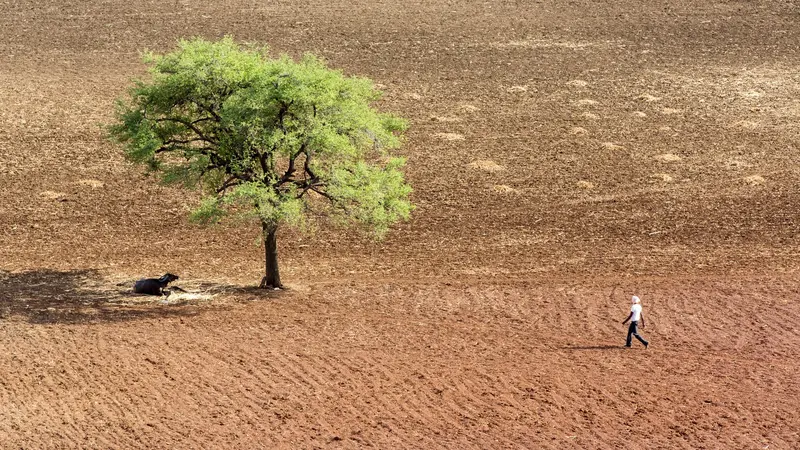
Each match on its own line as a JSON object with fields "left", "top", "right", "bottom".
{"left": 626, "top": 321, "right": 648, "bottom": 347}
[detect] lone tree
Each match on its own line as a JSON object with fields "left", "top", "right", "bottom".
{"left": 109, "top": 37, "right": 413, "bottom": 288}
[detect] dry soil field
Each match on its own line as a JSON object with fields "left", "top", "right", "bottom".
{"left": 1, "top": 0, "right": 799, "bottom": 448}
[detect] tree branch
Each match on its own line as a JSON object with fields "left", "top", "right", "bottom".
{"left": 164, "top": 137, "right": 208, "bottom": 146}
{"left": 304, "top": 149, "right": 318, "bottom": 181}
{"left": 277, "top": 155, "right": 297, "bottom": 185}
{"left": 277, "top": 102, "right": 289, "bottom": 134}
{"left": 192, "top": 116, "right": 217, "bottom": 126}
{"left": 156, "top": 117, "right": 219, "bottom": 145}
{"left": 274, "top": 143, "right": 307, "bottom": 187}
{"left": 194, "top": 102, "right": 222, "bottom": 122}
{"left": 296, "top": 184, "right": 331, "bottom": 200}
{"left": 216, "top": 176, "right": 242, "bottom": 194}
{"left": 154, "top": 141, "right": 218, "bottom": 155}
{"left": 259, "top": 153, "right": 269, "bottom": 177}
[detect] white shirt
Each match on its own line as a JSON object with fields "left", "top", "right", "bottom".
{"left": 631, "top": 304, "right": 642, "bottom": 322}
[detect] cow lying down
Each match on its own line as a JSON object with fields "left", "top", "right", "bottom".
{"left": 133, "top": 273, "right": 186, "bottom": 296}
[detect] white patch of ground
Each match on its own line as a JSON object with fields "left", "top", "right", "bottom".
{"left": 581, "top": 112, "right": 600, "bottom": 120}
{"left": 600, "top": 142, "right": 624, "bottom": 150}
{"left": 490, "top": 39, "right": 596, "bottom": 50}
{"left": 744, "top": 175, "right": 765, "bottom": 185}
{"left": 655, "top": 153, "right": 682, "bottom": 163}
{"left": 39, "top": 191, "right": 67, "bottom": 200}
{"left": 638, "top": 93, "right": 662, "bottom": 102}
{"left": 566, "top": 80, "right": 588, "bottom": 87}
{"left": 740, "top": 90, "right": 764, "bottom": 99}
{"left": 493, "top": 185, "right": 519, "bottom": 194}
{"left": 77, "top": 179, "right": 104, "bottom": 189}
{"left": 161, "top": 292, "right": 216, "bottom": 303}
{"left": 732, "top": 120, "right": 761, "bottom": 129}
{"left": 429, "top": 115, "right": 462, "bottom": 123}
{"left": 576, "top": 180, "right": 594, "bottom": 190}
{"left": 570, "top": 126, "right": 589, "bottom": 135}
{"left": 468, "top": 160, "right": 505, "bottom": 172}
{"left": 632, "top": 111, "right": 647, "bottom": 118}
{"left": 506, "top": 85, "right": 528, "bottom": 93}
{"left": 651, "top": 173, "right": 674, "bottom": 183}
{"left": 435, "top": 132, "right": 465, "bottom": 141}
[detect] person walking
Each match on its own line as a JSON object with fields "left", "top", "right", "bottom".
{"left": 622, "top": 295, "right": 649, "bottom": 348}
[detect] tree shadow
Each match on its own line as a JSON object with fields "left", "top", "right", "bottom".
{"left": 562, "top": 345, "right": 626, "bottom": 351}
{"left": 0, "top": 268, "right": 261, "bottom": 325}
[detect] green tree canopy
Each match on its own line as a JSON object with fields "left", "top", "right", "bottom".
{"left": 109, "top": 37, "right": 413, "bottom": 288}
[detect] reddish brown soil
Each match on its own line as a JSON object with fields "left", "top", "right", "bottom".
{"left": 1, "top": 0, "right": 799, "bottom": 448}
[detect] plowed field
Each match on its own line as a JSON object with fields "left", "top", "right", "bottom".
{"left": 1, "top": 0, "right": 799, "bottom": 448}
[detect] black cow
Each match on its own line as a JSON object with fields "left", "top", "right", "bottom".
{"left": 133, "top": 273, "right": 182, "bottom": 296}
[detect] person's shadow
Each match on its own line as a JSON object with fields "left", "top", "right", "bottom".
{"left": 0, "top": 268, "right": 243, "bottom": 325}
{"left": 562, "top": 345, "right": 625, "bottom": 350}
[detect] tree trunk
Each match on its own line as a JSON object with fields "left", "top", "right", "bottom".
{"left": 259, "top": 223, "right": 282, "bottom": 289}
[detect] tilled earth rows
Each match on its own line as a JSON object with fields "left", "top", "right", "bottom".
{"left": 2, "top": 278, "right": 799, "bottom": 448}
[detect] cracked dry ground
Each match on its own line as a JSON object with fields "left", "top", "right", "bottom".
{"left": 1, "top": 0, "right": 799, "bottom": 448}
